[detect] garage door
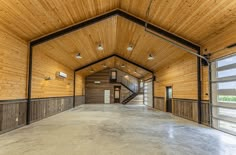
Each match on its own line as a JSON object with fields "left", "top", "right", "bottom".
{"left": 144, "top": 79, "right": 153, "bottom": 107}
{"left": 212, "top": 54, "right": 236, "bottom": 135}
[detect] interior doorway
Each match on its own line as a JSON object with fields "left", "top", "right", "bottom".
{"left": 114, "top": 86, "right": 121, "bottom": 103}
{"left": 166, "top": 86, "right": 172, "bottom": 113}
{"left": 104, "top": 90, "right": 110, "bottom": 104}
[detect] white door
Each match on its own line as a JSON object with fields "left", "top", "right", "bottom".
{"left": 104, "top": 90, "right": 110, "bottom": 104}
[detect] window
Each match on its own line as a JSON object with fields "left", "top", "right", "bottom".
{"left": 212, "top": 54, "right": 236, "bottom": 135}
{"left": 218, "top": 108, "right": 236, "bottom": 118}
{"left": 217, "top": 55, "right": 236, "bottom": 68}
{"left": 219, "top": 120, "right": 236, "bottom": 133}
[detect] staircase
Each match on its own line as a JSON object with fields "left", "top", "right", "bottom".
{"left": 110, "top": 69, "right": 141, "bottom": 105}
{"left": 126, "top": 94, "right": 143, "bottom": 105}
{"left": 122, "top": 93, "right": 138, "bottom": 104}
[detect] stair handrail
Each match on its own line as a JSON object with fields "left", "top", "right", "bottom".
{"left": 117, "top": 75, "right": 138, "bottom": 93}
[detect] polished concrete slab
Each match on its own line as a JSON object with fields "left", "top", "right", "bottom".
{"left": 0, "top": 104, "right": 235, "bottom": 155}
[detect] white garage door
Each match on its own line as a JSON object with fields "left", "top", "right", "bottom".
{"left": 212, "top": 54, "right": 236, "bottom": 135}
{"left": 144, "top": 79, "right": 153, "bottom": 107}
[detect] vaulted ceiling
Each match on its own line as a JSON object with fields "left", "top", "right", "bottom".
{"left": 1, "top": 0, "right": 236, "bottom": 74}
{"left": 76, "top": 56, "right": 151, "bottom": 78}
{"left": 33, "top": 15, "right": 189, "bottom": 72}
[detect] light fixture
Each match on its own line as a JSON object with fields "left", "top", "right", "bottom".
{"left": 148, "top": 54, "right": 154, "bottom": 60}
{"left": 90, "top": 69, "right": 94, "bottom": 73}
{"left": 45, "top": 76, "right": 52, "bottom": 81}
{"left": 75, "top": 53, "right": 82, "bottom": 59}
{"left": 127, "top": 45, "right": 133, "bottom": 51}
{"left": 121, "top": 64, "right": 125, "bottom": 68}
{"left": 97, "top": 44, "right": 104, "bottom": 51}
{"left": 124, "top": 75, "right": 129, "bottom": 78}
{"left": 134, "top": 70, "right": 137, "bottom": 73}
{"left": 56, "top": 72, "right": 67, "bottom": 78}
{"left": 103, "top": 64, "right": 107, "bottom": 68}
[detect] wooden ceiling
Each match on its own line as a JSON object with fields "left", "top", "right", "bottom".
{"left": 76, "top": 56, "right": 150, "bottom": 78}
{"left": 0, "top": 0, "right": 119, "bottom": 40}
{"left": 33, "top": 16, "right": 117, "bottom": 70}
{"left": 121, "top": 0, "right": 236, "bottom": 45}
{"left": 33, "top": 16, "right": 188, "bottom": 73}
{"left": 1, "top": 0, "right": 235, "bottom": 44}
{"left": 1, "top": 0, "right": 236, "bottom": 74}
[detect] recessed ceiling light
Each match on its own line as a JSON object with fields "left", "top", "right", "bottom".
{"left": 148, "top": 54, "right": 154, "bottom": 60}
{"left": 121, "top": 64, "right": 125, "bottom": 68}
{"left": 103, "top": 64, "right": 107, "bottom": 68}
{"left": 127, "top": 45, "right": 133, "bottom": 51}
{"left": 90, "top": 69, "right": 94, "bottom": 73}
{"left": 75, "top": 53, "right": 82, "bottom": 59}
{"left": 97, "top": 44, "right": 104, "bottom": 51}
{"left": 134, "top": 70, "right": 137, "bottom": 73}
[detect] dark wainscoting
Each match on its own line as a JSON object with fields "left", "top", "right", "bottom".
{"left": 0, "top": 99, "right": 27, "bottom": 134}
{"left": 75, "top": 96, "right": 85, "bottom": 107}
{"left": 173, "top": 98, "right": 198, "bottom": 122}
{"left": 201, "top": 100, "right": 210, "bottom": 126}
{"left": 0, "top": 96, "right": 85, "bottom": 134}
{"left": 172, "top": 98, "right": 209, "bottom": 126}
{"left": 30, "top": 96, "right": 73, "bottom": 123}
{"left": 154, "top": 97, "right": 165, "bottom": 111}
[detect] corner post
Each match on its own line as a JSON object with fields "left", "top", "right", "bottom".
{"left": 27, "top": 44, "right": 33, "bottom": 125}
{"left": 197, "top": 48, "right": 202, "bottom": 124}
{"left": 73, "top": 71, "right": 76, "bottom": 108}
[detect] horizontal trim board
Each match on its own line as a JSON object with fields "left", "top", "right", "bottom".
{"left": 172, "top": 98, "right": 197, "bottom": 101}
{"left": 31, "top": 96, "right": 74, "bottom": 100}
{"left": 0, "top": 96, "right": 84, "bottom": 103}
{"left": 30, "top": 9, "right": 200, "bottom": 51}
{"left": 154, "top": 96, "right": 165, "bottom": 99}
{"left": 0, "top": 99, "right": 27, "bottom": 103}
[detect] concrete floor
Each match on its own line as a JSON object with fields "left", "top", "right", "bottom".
{"left": 0, "top": 104, "right": 236, "bottom": 155}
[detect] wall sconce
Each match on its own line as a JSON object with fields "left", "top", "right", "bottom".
{"left": 45, "top": 76, "right": 52, "bottom": 80}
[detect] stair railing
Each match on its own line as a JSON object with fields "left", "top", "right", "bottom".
{"left": 117, "top": 75, "right": 138, "bottom": 93}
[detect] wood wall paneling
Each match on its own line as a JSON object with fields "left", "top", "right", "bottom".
{"left": 30, "top": 97, "right": 73, "bottom": 123}
{"left": 85, "top": 69, "right": 133, "bottom": 104}
{"left": 0, "top": 29, "right": 28, "bottom": 100}
{"left": 154, "top": 97, "right": 165, "bottom": 111}
{"left": 173, "top": 99, "right": 198, "bottom": 122}
{"left": 154, "top": 53, "right": 197, "bottom": 100}
{"left": 75, "top": 73, "right": 85, "bottom": 96}
{"left": 0, "top": 100, "right": 27, "bottom": 134}
{"left": 32, "top": 49, "right": 74, "bottom": 98}
{"left": 75, "top": 96, "right": 85, "bottom": 107}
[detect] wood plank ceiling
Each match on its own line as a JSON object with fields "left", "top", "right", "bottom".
{"left": 77, "top": 56, "right": 150, "bottom": 78}
{"left": 33, "top": 16, "right": 188, "bottom": 72}
{"left": 120, "top": 0, "right": 236, "bottom": 45}
{"left": 1, "top": 0, "right": 236, "bottom": 73}
{"left": 0, "top": 0, "right": 120, "bottom": 40}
